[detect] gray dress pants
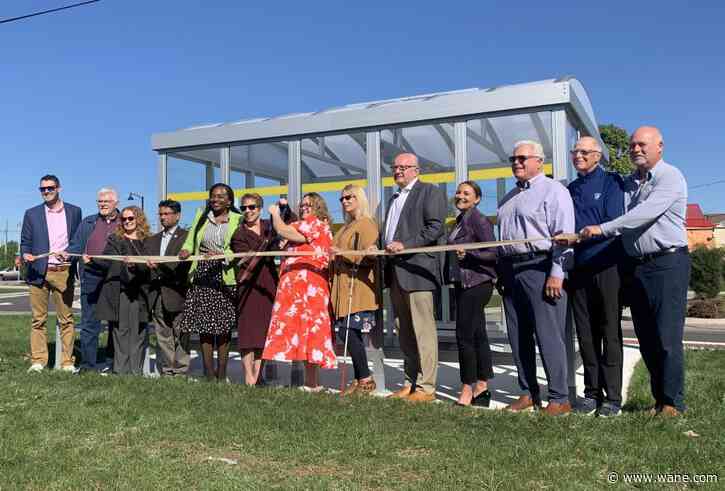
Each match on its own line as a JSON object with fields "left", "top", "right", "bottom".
{"left": 112, "top": 291, "right": 147, "bottom": 375}
{"left": 500, "top": 256, "right": 568, "bottom": 403}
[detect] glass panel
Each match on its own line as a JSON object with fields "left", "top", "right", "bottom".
{"left": 300, "top": 132, "right": 367, "bottom": 227}
{"left": 166, "top": 151, "right": 223, "bottom": 229}
{"left": 229, "top": 142, "right": 289, "bottom": 218}
{"left": 566, "top": 117, "right": 580, "bottom": 181}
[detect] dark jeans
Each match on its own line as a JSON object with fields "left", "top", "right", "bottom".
{"left": 454, "top": 281, "right": 494, "bottom": 385}
{"left": 500, "top": 257, "right": 569, "bottom": 403}
{"left": 342, "top": 326, "right": 371, "bottom": 380}
{"left": 623, "top": 248, "right": 690, "bottom": 411}
{"left": 79, "top": 289, "right": 103, "bottom": 370}
{"left": 568, "top": 265, "right": 623, "bottom": 405}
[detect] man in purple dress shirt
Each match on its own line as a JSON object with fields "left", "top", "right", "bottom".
{"left": 21, "top": 175, "right": 82, "bottom": 372}
{"left": 497, "top": 141, "right": 575, "bottom": 416}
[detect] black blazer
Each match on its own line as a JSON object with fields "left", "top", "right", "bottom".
{"left": 383, "top": 180, "right": 447, "bottom": 292}
{"left": 143, "top": 227, "right": 190, "bottom": 313}
{"left": 95, "top": 235, "right": 149, "bottom": 323}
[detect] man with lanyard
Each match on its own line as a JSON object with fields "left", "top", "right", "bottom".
{"left": 21, "top": 175, "right": 82, "bottom": 372}
{"left": 65, "top": 187, "right": 121, "bottom": 373}
{"left": 497, "top": 140, "right": 575, "bottom": 416}
{"left": 581, "top": 126, "right": 689, "bottom": 417}
{"left": 563, "top": 137, "right": 625, "bottom": 417}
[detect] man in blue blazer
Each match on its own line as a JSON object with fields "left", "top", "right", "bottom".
{"left": 20, "top": 175, "right": 82, "bottom": 372}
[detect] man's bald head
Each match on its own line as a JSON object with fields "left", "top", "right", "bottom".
{"left": 630, "top": 126, "right": 664, "bottom": 172}
{"left": 392, "top": 153, "right": 420, "bottom": 188}
{"left": 571, "top": 136, "right": 602, "bottom": 175}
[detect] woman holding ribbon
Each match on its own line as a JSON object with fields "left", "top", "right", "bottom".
{"left": 330, "top": 185, "right": 380, "bottom": 396}
{"left": 262, "top": 192, "right": 336, "bottom": 391}
{"left": 95, "top": 206, "right": 151, "bottom": 375}
{"left": 444, "top": 180, "right": 497, "bottom": 406}
{"left": 178, "top": 183, "right": 242, "bottom": 382}
{"left": 230, "top": 193, "right": 285, "bottom": 386}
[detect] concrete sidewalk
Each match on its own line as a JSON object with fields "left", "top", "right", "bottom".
{"left": 159, "top": 343, "right": 642, "bottom": 409}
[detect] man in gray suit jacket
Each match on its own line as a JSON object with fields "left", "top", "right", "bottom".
{"left": 144, "top": 200, "right": 191, "bottom": 376}
{"left": 384, "top": 153, "right": 447, "bottom": 402}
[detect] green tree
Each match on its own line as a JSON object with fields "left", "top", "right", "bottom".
{"left": 599, "top": 124, "right": 635, "bottom": 175}
{"left": 0, "top": 241, "right": 19, "bottom": 270}
{"left": 689, "top": 246, "right": 723, "bottom": 299}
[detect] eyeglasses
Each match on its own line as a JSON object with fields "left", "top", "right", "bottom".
{"left": 97, "top": 200, "right": 113, "bottom": 205}
{"left": 508, "top": 155, "right": 542, "bottom": 164}
{"left": 38, "top": 186, "right": 57, "bottom": 193}
{"left": 122, "top": 216, "right": 136, "bottom": 222}
{"left": 339, "top": 194, "right": 356, "bottom": 203}
{"left": 392, "top": 165, "right": 418, "bottom": 172}
{"left": 240, "top": 204, "right": 258, "bottom": 211}
{"left": 570, "top": 149, "right": 600, "bottom": 157}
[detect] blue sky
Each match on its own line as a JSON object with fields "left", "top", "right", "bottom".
{"left": 2, "top": 1, "right": 724, "bottom": 240}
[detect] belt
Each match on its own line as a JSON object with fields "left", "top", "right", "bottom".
{"left": 47, "top": 264, "right": 70, "bottom": 272}
{"left": 632, "top": 246, "right": 688, "bottom": 263}
{"left": 500, "top": 250, "right": 550, "bottom": 264}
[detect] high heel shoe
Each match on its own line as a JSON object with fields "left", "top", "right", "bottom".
{"left": 471, "top": 390, "right": 491, "bottom": 408}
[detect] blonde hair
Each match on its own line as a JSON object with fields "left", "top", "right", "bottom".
{"left": 116, "top": 206, "right": 150, "bottom": 241}
{"left": 301, "top": 192, "right": 331, "bottom": 223}
{"left": 341, "top": 184, "right": 372, "bottom": 224}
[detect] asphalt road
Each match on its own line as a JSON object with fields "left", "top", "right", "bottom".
{"left": 2, "top": 283, "right": 725, "bottom": 347}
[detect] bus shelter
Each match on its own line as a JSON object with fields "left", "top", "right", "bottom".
{"left": 151, "top": 76, "right": 606, "bottom": 361}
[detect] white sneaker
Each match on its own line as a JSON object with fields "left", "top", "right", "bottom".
{"left": 299, "top": 385, "right": 326, "bottom": 393}
{"left": 61, "top": 365, "right": 79, "bottom": 374}
{"left": 27, "top": 364, "right": 44, "bottom": 373}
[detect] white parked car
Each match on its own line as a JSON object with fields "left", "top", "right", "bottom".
{"left": 0, "top": 268, "right": 20, "bottom": 281}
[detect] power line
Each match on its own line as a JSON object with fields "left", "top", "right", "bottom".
{"left": 0, "top": 0, "right": 101, "bottom": 25}
{"left": 690, "top": 179, "right": 725, "bottom": 190}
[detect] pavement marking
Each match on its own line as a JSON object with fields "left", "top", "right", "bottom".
{"left": 623, "top": 337, "right": 725, "bottom": 348}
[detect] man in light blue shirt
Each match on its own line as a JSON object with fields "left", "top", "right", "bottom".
{"left": 498, "top": 140, "right": 575, "bottom": 416}
{"left": 581, "top": 126, "right": 689, "bottom": 416}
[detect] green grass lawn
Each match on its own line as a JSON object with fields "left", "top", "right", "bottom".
{"left": 1, "top": 315, "right": 723, "bottom": 490}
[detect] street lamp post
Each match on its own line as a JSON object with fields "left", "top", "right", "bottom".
{"left": 127, "top": 192, "right": 145, "bottom": 211}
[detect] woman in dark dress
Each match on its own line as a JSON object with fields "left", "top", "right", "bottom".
{"left": 445, "top": 181, "right": 497, "bottom": 407}
{"left": 94, "top": 206, "right": 150, "bottom": 375}
{"left": 177, "top": 183, "right": 242, "bottom": 382}
{"left": 230, "top": 193, "right": 280, "bottom": 386}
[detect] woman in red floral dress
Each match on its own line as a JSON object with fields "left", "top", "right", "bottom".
{"left": 262, "top": 192, "right": 336, "bottom": 390}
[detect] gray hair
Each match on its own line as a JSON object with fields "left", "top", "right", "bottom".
{"left": 513, "top": 140, "right": 545, "bottom": 160}
{"left": 97, "top": 187, "right": 119, "bottom": 202}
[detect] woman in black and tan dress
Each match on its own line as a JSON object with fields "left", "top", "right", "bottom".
{"left": 230, "top": 193, "right": 283, "bottom": 386}
{"left": 330, "top": 184, "right": 381, "bottom": 396}
{"left": 177, "top": 183, "right": 242, "bottom": 382}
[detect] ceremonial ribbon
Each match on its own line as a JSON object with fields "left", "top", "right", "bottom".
{"left": 31, "top": 234, "right": 580, "bottom": 264}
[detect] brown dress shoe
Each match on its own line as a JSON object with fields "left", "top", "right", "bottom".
{"left": 658, "top": 405, "right": 682, "bottom": 417}
{"left": 542, "top": 401, "right": 572, "bottom": 416}
{"left": 355, "top": 378, "right": 376, "bottom": 395}
{"left": 341, "top": 379, "right": 359, "bottom": 397}
{"left": 406, "top": 390, "right": 436, "bottom": 403}
{"left": 388, "top": 385, "right": 413, "bottom": 399}
{"left": 504, "top": 395, "right": 540, "bottom": 412}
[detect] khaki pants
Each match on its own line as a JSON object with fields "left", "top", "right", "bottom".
{"left": 29, "top": 268, "right": 76, "bottom": 367}
{"left": 390, "top": 275, "right": 438, "bottom": 394}
{"left": 152, "top": 305, "right": 190, "bottom": 376}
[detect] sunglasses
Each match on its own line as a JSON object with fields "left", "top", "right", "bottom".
{"left": 570, "top": 149, "right": 600, "bottom": 157}
{"left": 122, "top": 216, "right": 136, "bottom": 222}
{"left": 508, "top": 155, "right": 541, "bottom": 164}
{"left": 240, "top": 204, "right": 258, "bottom": 211}
{"left": 39, "top": 186, "right": 57, "bottom": 193}
{"left": 339, "top": 194, "right": 356, "bottom": 203}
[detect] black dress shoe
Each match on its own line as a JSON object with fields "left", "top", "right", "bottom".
{"left": 471, "top": 390, "right": 491, "bottom": 408}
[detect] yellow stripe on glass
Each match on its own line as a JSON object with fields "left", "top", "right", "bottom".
{"left": 166, "top": 164, "right": 553, "bottom": 202}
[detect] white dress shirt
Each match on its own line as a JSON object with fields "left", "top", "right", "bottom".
{"left": 385, "top": 178, "right": 418, "bottom": 245}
